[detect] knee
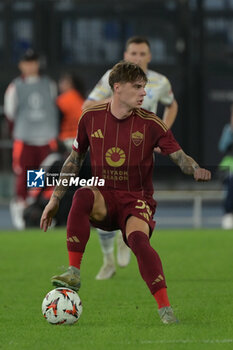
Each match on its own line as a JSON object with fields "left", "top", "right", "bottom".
{"left": 89, "top": 189, "right": 107, "bottom": 222}
{"left": 72, "top": 187, "right": 94, "bottom": 213}
{"left": 127, "top": 231, "right": 149, "bottom": 254}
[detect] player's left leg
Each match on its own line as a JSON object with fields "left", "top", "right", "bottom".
{"left": 125, "top": 216, "right": 178, "bottom": 324}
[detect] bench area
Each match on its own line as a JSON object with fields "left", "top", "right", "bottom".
{"left": 154, "top": 189, "right": 224, "bottom": 228}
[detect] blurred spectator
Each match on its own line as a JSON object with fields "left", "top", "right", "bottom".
{"left": 3, "top": 49, "right": 58, "bottom": 230}
{"left": 56, "top": 71, "right": 91, "bottom": 222}
{"left": 57, "top": 72, "right": 86, "bottom": 151}
{"left": 218, "top": 104, "right": 233, "bottom": 229}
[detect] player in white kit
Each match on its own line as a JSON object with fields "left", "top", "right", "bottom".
{"left": 83, "top": 36, "right": 178, "bottom": 280}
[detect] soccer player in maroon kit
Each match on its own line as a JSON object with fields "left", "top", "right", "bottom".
{"left": 40, "top": 61, "right": 211, "bottom": 324}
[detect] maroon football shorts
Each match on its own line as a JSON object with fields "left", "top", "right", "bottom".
{"left": 91, "top": 189, "right": 157, "bottom": 244}
{"left": 13, "top": 140, "right": 52, "bottom": 199}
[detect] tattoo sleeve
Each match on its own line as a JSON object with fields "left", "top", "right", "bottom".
{"left": 51, "top": 149, "right": 86, "bottom": 201}
{"left": 169, "top": 149, "right": 200, "bottom": 175}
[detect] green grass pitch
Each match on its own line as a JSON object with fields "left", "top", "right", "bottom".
{"left": 0, "top": 228, "right": 232, "bottom": 350}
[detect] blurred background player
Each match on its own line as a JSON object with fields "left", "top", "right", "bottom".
{"left": 57, "top": 71, "right": 86, "bottom": 152}
{"left": 56, "top": 71, "right": 91, "bottom": 222}
{"left": 22, "top": 72, "right": 88, "bottom": 229}
{"left": 3, "top": 49, "right": 58, "bottom": 230}
{"left": 218, "top": 104, "right": 233, "bottom": 229}
{"left": 83, "top": 36, "right": 178, "bottom": 280}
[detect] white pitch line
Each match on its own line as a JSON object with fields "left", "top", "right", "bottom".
{"left": 140, "top": 339, "right": 233, "bottom": 344}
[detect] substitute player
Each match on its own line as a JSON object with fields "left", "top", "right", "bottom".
{"left": 4, "top": 49, "right": 58, "bottom": 230}
{"left": 40, "top": 61, "right": 211, "bottom": 324}
{"left": 83, "top": 36, "right": 178, "bottom": 280}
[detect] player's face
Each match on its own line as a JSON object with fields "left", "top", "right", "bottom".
{"left": 18, "top": 60, "right": 40, "bottom": 77}
{"left": 124, "top": 43, "right": 151, "bottom": 72}
{"left": 116, "top": 79, "right": 147, "bottom": 109}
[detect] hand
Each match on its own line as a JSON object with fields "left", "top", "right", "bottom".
{"left": 154, "top": 146, "right": 162, "bottom": 154}
{"left": 40, "top": 197, "right": 60, "bottom": 232}
{"left": 194, "top": 168, "right": 211, "bottom": 182}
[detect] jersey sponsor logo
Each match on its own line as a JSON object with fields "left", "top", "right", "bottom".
{"left": 27, "top": 168, "right": 45, "bottom": 188}
{"left": 131, "top": 131, "right": 144, "bottom": 146}
{"left": 105, "top": 147, "right": 126, "bottom": 167}
{"left": 91, "top": 129, "right": 104, "bottom": 138}
{"left": 102, "top": 168, "right": 128, "bottom": 181}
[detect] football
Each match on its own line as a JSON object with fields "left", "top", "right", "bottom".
{"left": 42, "top": 288, "right": 82, "bottom": 325}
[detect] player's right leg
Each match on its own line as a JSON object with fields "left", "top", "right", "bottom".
{"left": 51, "top": 266, "right": 81, "bottom": 291}
{"left": 125, "top": 216, "right": 178, "bottom": 324}
{"left": 51, "top": 186, "right": 108, "bottom": 291}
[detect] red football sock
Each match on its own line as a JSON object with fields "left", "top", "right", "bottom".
{"left": 67, "top": 187, "right": 94, "bottom": 254}
{"left": 127, "top": 231, "right": 167, "bottom": 295}
{"left": 153, "top": 288, "right": 170, "bottom": 309}
{"left": 68, "top": 251, "right": 83, "bottom": 269}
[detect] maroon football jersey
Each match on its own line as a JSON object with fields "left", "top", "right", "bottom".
{"left": 73, "top": 103, "right": 180, "bottom": 196}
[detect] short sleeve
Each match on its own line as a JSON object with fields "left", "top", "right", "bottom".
{"left": 157, "top": 129, "right": 181, "bottom": 155}
{"left": 72, "top": 113, "right": 89, "bottom": 154}
{"left": 4, "top": 82, "right": 18, "bottom": 121}
{"left": 87, "top": 70, "right": 112, "bottom": 101}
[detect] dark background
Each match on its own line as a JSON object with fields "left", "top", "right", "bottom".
{"left": 0, "top": 0, "right": 233, "bottom": 174}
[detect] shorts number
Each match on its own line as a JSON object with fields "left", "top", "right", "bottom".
{"left": 135, "top": 200, "right": 152, "bottom": 216}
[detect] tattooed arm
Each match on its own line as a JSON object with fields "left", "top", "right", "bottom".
{"left": 169, "top": 149, "right": 211, "bottom": 181}
{"left": 51, "top": 149, "right": 86, "bottom": 202}
{"left": 40, "top": 149, "right": 86, "bottom": 231}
